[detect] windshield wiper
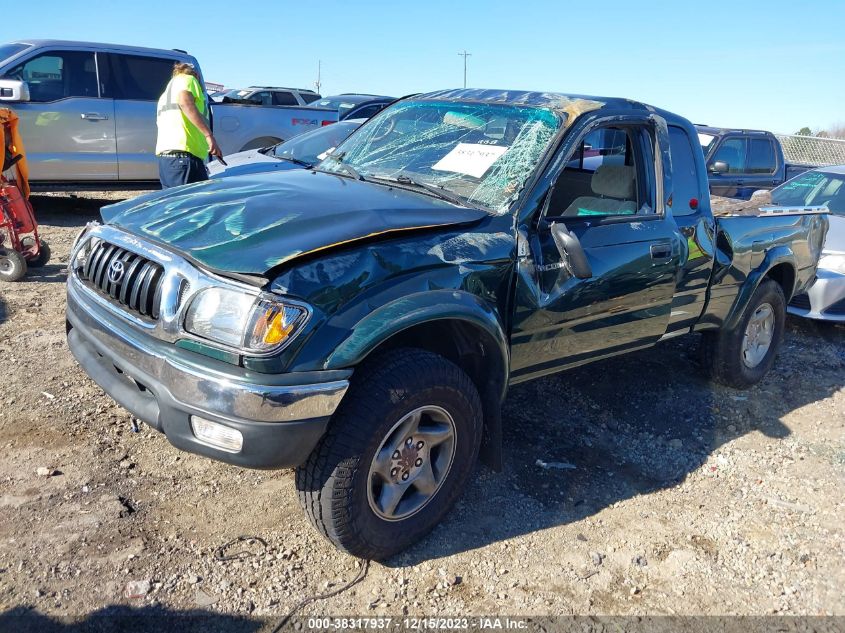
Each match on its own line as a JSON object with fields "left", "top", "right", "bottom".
{"left": 274, "top": 155, "right": 313, "bottom": 168}
{"left": 323, "top": 152, "right": 365, "bottom": 181}
{"left": 373, "top": 174, "right": 476, "bottom": 209}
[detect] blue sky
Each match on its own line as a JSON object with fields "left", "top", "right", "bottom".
{"left": 17, "top": 0, "right": 844, "bottom": 133}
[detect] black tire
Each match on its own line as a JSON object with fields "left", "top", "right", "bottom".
{"left": 21, "top": 237, "right": 50, "bottom": 267}
{"left": 296, "top": 348, "right": 483, "bottom": 560}
{"left": 701, "top": 279, "right": 786, "bottom": 388}
{"left": 0, "top": 248, "right": 27, "bottom": 282}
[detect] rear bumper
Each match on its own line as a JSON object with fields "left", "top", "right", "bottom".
{"left": 66, "top": 276, "right": 349, "bottom": 468}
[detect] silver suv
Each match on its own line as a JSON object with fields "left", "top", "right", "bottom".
{"left": 214, "top": 86, "right": 321, "bottom": 106}
{"left": 0, "top": 40, "right": 338, "bottom": 189}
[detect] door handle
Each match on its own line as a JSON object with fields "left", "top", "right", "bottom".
{"left": 650, "top": 242, "right": 672, "bottom": 261}
{"left": 80, "top": 112, "right": 109, "bottom": 121}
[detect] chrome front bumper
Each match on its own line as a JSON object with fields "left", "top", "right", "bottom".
{"left": 66, "top": 274, "right": 350, "bottom": 468}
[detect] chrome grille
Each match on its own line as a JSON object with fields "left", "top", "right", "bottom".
{"left": 79, "top": 241, "right": 164, "bottom": 319}
{"left": 789, "top": 293, "right": 811, "bottom": 311}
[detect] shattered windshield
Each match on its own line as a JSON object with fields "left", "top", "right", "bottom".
{"left": 317, "top": 100, "right": 563, "bottom": 213}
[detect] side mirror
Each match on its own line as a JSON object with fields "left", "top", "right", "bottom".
{"left": 0, "top": 79, "right": 29, "bottom": 102}
{"left": 710, "top": 160, "right": 728, "bottom": 174}
{"left": 550, "top": 222, "right": 593, "bottom": 279}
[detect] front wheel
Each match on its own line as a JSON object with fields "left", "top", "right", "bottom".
{"left": 296, "top": 348, "right": 483, "bottom": 559}
{"left": 701, "top": 278, "right": 786, "bottom": 388}
{"left": 0, "top": 248, "right": 27, "bottom": 282}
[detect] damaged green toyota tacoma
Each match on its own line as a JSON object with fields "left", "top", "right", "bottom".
{"left": 66, "top": 90, "right": 828, "bottom": 559}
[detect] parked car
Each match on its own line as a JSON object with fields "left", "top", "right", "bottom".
{"left": 66, "top": 89, "right": 828, "bottom": 559}
{"left": 0, "top": 40, "right": 338, "bottom": 190}
{"left": 306, "top": 93, "right": 394, "bottom": 121}
{"left": 208, "top": 118, "right": 365, "bottom": 179}
{"left": 768, "top": 166, "right": 845, "bottom": 321}
{"left": 213, "top": 86, "right": 321, "bottom": 106}
{"left": 696, "top": 125, "right": 812, "bottom": 200}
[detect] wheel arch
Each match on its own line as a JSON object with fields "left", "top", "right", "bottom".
{"left": 325, "top": 291, "right": 510, "bottom": 470}
{"left": 725, "top": 247, "right": 795, "bottom": 330}
{"left": 764, "top": 262, "right": 796, "bottom": 302}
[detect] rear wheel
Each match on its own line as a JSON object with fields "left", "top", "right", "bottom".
{"left": 296, "top": 348, "right": 482, "bottom": 559}
{"left": 0, "top": 248, "right": 27, "bottom": 282}
{"left": 21, "top": 237, "right": 51, "bottom": 267}
{"left": 701, "top": 279, "right": 786, "bottom": 388}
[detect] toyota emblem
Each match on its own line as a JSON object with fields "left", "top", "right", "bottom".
{"left": 107, "top": 260, "right": 125, "bottom": 284}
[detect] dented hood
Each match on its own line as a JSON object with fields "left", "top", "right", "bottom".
{"left": 100, "top": 169, "right": 487, "bottom": 276}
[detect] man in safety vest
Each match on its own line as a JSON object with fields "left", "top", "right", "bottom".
{"left": 155, "top": 62, "right": 222, "bottom": 188}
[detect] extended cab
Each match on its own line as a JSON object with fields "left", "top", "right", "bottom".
{"left": 66, "top": 90, "right": 828, "bottom": 559}
{"left": 697, "top": 125, "right": 811, "bottom": 200}
{"left": 0, "top": 40, "right": 338, "bottom": 190}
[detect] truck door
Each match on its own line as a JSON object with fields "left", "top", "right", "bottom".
{"left": 101, "top": 53, "right": 177, "bottom": 181}
{"left": 707, "top": 136, "right": 748, "bottom": 198}
{"left": 3, "top": 49, "right": 117, "bottom": 181}
{"left": 510, "top": 115, "right": 684, "bottom": 382}
{"left": 664, "top": 125, "right": 716, "bottom": 336}
{"left": 743, "top": 137, "right": 781, "bottom": 194}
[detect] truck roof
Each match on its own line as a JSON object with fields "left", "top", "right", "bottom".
{"left": 10, "top": 39, "right": 194, "bottom": 59}
{"left": 695, "top": 124, "right": 775, "bottom": 137}
{"left": 416, "top": 88, "right": 684, "bottom": 122}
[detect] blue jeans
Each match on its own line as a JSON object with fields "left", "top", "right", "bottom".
{"left": 158, "top": 153, "right": 208, "bottom": 189}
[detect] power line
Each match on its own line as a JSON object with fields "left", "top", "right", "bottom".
{"left": 458, "top": 50, "right": 472, "bottom": 89}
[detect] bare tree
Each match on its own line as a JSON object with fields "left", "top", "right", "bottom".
{"left": 827, "top": 123, "right": 845, "bottom": 140}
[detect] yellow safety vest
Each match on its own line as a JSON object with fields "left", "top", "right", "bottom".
{"left": 155, "top": 73, "right": 209, "bottom": 159}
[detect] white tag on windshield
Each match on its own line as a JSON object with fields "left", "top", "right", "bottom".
{"left": 432, "top": 143, "right": 508, "bottom": 178}
{"left": 316, "top": 147, "right": 336, "bottom": 161}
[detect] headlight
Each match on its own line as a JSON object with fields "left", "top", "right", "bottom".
{"left": 818, "top": 253, "right": 845, "bottom": 273}
{"left": 72, "top": 234, "right": 101, "bottom": 272}
{"left": 184, "top": 287, "right": 309, "bottom": 353}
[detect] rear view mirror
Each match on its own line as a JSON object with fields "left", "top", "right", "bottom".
{"left": 550, "top": 222, "right": 593, "bottom": 279}
{"left": 0, "top": 79, "right": 29, "bottom": 102}
{"left": 710, "top": 160, "right": 728, "bottom": 174}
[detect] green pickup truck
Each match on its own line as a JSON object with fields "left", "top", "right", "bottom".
{"left": 66, "top": 90, "right": 828, "bottom": 559}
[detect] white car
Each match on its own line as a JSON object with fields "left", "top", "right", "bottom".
{"left": 771, "top": 166, "right": 845, "bottom": 321}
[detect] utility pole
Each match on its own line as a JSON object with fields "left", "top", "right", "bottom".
{"left": 315, "top": 60, "right": 322, "bottom": 94}
{"left": 458, "top": 50, "right": 472, "bottom": 88}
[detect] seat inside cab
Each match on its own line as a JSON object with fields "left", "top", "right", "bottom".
{"left": 562, "top": 164, "right": 637, "bottom": 216}
{"left": 547, "top": 126, "right": 645, "bottom": 218}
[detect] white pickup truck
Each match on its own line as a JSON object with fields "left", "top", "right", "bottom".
{"left": 0, "top": 40, "right": 338, "bottom": 190}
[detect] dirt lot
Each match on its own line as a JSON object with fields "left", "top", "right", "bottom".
{"left": 1, "top": 192, "right": 843, "bottom": 627}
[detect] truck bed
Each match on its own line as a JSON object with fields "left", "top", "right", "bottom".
{"left": 711, "top": 193, "right": 830, "bottom": 218}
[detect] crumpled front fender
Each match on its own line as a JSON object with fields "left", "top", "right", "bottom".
{"left": 325, "top": 289, "right": 509, "bottom": 384}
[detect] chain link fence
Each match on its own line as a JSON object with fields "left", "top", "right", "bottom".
{"left": 775, "top": 134, "right": 845, "bottom": 166}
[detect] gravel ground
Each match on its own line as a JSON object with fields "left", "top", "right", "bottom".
{"left": 0, "top": 192, "right": 843, "bottom": 627}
